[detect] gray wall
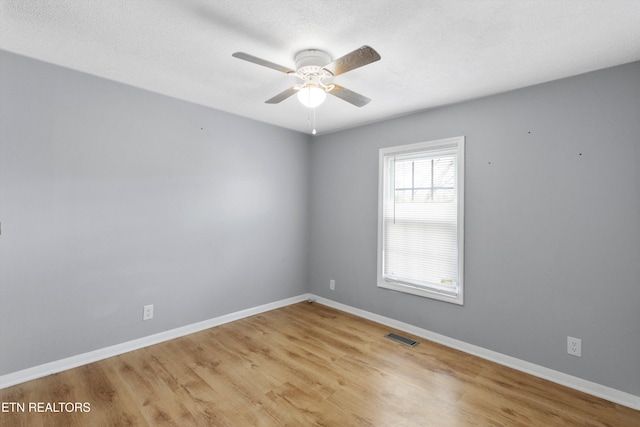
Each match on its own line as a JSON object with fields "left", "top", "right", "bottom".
{"left": 0, "top": 51, "right": 310, "bottom": 374}
{"left": 308, "top": 62, "right": 640, "bottom": 396}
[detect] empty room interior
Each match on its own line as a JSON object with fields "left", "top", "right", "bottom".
{"left": 1, "top": 1, "right": 640, "bottom": 425}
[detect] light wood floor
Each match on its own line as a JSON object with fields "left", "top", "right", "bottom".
{"left": 1, "top": 302, "right": 638, "bottom": 426}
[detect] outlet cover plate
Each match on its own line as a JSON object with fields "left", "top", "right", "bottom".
{"left": 567, "top": 336, "right": 581, "bottom": 357}
{"left": 143, "top": 304, "right": 154, "bottom": 321}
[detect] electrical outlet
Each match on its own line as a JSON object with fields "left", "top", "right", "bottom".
{"left": 143, "top": 304, "right": 154, "bottom": 321}
{"left": 567, "top": 336, "right": 581, "bottom": 357}
{"left": 329, "top": 279, "right": 335, "bottom": 290}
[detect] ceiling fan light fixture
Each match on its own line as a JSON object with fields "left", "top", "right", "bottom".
{"left": 297, "top": 85, "right": 326, "bottom": 108}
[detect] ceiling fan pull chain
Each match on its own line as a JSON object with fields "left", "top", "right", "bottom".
{"left": 312, "top": 107, "right": 317, "bottom": 135}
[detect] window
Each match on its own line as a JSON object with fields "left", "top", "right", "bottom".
{"left": 377, "top": 136, "right": 465, "bottom": 305}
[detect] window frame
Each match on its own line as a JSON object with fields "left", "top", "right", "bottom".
{"left": 377, "top": 136, "right": 465, "bottom": 305}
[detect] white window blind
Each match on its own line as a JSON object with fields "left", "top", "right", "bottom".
{"left": 377, "top": 137, "right": 464, "bottom": 304}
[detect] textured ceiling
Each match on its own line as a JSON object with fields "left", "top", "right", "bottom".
{"left": 2, "top": 0, "right": 640, "bottom": 135}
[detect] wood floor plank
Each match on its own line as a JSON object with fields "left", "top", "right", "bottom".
{"left": 1, "top": 302, "right": 638, "bottom": 426}
{"left": 149, "top": 341, "right": 250, "bottom": 426}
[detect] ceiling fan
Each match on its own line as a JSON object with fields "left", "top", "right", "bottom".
{"left": 232, "top": 46, "right": 381, "bottom": 109}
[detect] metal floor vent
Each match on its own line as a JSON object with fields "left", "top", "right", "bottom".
{"left": 385, "top": 333, "right": 419, "bottom": 348}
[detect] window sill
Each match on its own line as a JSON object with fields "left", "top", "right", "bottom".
{"left": 377, "top": 280, "right": 463, "bottom": 305}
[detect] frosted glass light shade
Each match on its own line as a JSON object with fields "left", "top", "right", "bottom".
{"left": 297, "top": 85, "right": 326, "bottom": 108}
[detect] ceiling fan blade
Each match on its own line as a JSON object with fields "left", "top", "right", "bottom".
{"left": 232, "top": 52, "right": 295, "bottom": 74}
{"left": 328, "top": 84, "right": 371, "bottom": 107}
{"left": 266, "top": 87, "right": 298, "bottom": 104}
{"left": 322, "top": 46, "right": 381, "bottom": 77}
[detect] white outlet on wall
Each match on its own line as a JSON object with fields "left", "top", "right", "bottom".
{"left": 143, "top": 304, "right": 154, "bottom": 320}
{"left": 567, "top": 336, "right": 581, "bottom": 357}
{"left": 330, "top": 279, "right": 335, "bottom": 290}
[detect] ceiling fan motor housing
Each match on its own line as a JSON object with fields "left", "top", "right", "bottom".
{"left": 294, "top": 49, "right": 332, "bottom": 73}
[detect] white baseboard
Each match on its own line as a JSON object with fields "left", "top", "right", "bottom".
{"left": 312, "top": 295, "right": 640, "bottom": 411}
{"left": 3, "top": 292, "right": 638, "bottom": 411}
{"left": 0, "top": 294, "right": 311, "bottom": 390}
